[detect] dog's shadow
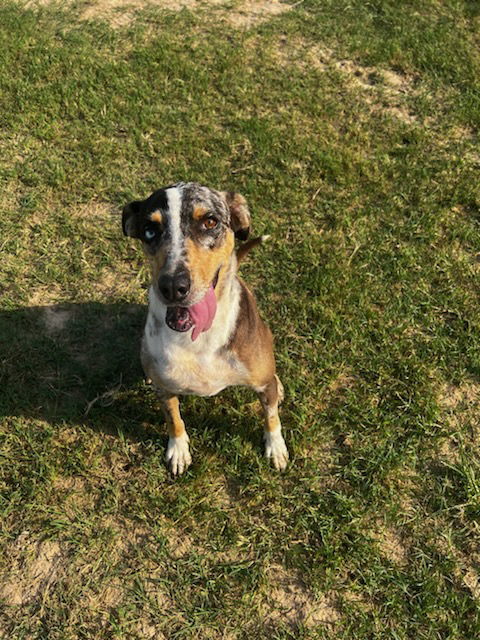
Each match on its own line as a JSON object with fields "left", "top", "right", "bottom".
{"left": 0, "top": 302, "right": 151, "bottom": 434}
{"left": 0, "top": 303, "right": 260, "bottom": 449}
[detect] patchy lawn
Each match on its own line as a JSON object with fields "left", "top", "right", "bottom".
{"left": 1, "top": 0, "right": 480, "bottom": 637}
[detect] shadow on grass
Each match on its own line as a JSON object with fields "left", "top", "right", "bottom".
{"left": 0, "top": 302, "right": 146, "bottom": 428}
{"left": 0, "top": 303, "right": 263, "bottom": 452}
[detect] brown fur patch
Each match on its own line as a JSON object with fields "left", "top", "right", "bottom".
{"left": 258, "top": 376, "right": 282, "bottom": 432}
{"left": 161, "top": 396, "right": 186, "bottom": 438}
{"left": 222, "top": 191, "right": 251, "bottom": 238}
{"left": 185, "top": 232, "right": 234, "bottom": 294}
{"left": 266, "top": 414, "right": 279, "bottom": 431}
{"left": 192, "top": 205, "right": 208, "bottom": 220}
{"left": 150, "top": 211, "right": 162, "bottom": 223}
{"left": 229, "top": 280, "right": 275, "bottom": 388}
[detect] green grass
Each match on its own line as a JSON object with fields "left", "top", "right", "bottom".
{"left": 1, "top": 0, "right": 480, "bottom": 637}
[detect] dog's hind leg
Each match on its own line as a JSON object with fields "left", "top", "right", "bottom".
{"left": 257, "top": 376, "right": 289, "bottom": 471}
{"left": 159, "top": 394, "right": 192, "bottom": 476}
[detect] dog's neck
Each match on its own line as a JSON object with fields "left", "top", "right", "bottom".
{"left": 149, "top": 253, "right": 241, "bottom": 350}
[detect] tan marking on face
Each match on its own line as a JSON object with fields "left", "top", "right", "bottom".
{"left": 151, "top": 211, "right": 163, "bottom": 224}
{"left": 185, "top": 232, "right": 235, "bottom": 294}
{"left": 192, "top": 205, "right": 208, "bottom": 220}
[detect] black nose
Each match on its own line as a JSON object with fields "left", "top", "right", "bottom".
{"left": 158, "top": 270, "right": 191, "bottom": 304}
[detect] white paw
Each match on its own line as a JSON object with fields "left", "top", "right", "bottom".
{"left": 264, "top": 428, "right": 289, "bottom": 471}
{"left": 165, "top": 434, "right": 192, "bottom": 476}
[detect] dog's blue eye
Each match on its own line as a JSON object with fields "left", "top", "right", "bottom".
{"left": 144, "top": 229, "right": 156, "bottom": 241}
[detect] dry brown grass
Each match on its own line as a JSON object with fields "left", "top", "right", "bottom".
{"left": 25, "top": 0, "right": 293, "bottom": 28}
{"left": 262, "top": 565, "right": 339, "bottom": 629}
{"left": 437, "top": 380, "right": 480, "bottom": 462}
{"left": 370, "top": 521, "right": 408, "bottom": 566}
{"left": 0, "top": 534, "right": 67, "bottom": 607}
{"left": 272, "top": 36, "right": 419, "bottom": 124}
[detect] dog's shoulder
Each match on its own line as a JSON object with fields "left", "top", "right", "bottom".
{"left": 227, "top": 278, "right": 275, "bottom": 389}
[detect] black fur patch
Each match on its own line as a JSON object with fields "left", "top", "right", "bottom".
{"left": 122, "top": 189, "right": 170, "bottom": 242}
{"left": 235, "top": 227, "right": 250, "bottom": 242}
{"left": 122, "top": 183, "right": 249, "bottom": 251}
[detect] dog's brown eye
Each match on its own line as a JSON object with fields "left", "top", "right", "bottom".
{"left": 203, "top": 217, "right": 218, "bottom": 230}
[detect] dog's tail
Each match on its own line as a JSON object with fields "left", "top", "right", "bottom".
{"left": 236, "top": 235, "right": 270, "bottom": 264}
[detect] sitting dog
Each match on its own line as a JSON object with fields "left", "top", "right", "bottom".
{"left": 122, "top": 182, "right": 288, "bottom": 475}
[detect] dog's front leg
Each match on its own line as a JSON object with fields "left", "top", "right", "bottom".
{"left": 159, "top": 394, "right": 192, "bottom": 476}
{"left": 257, "top": 375, "right": 289, "bottom": 471}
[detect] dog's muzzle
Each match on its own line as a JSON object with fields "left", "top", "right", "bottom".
{"left": 158, "top": 269, "right": 191, "bottom": 305}
{"left": 164, "top": 268, "right": 220, "bottom": 340}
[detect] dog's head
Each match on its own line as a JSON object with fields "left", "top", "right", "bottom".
{"left": 122, "top": 183, "right": 250, "bottom": 333}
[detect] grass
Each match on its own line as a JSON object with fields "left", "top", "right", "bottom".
{"left": 1, "top": 0, "right": 480, "bottom": 637}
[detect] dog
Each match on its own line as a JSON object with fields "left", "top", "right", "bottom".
{"left": 122, "top": 182, "right": 288, "bottom": 475}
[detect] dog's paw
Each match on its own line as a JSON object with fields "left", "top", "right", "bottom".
{"left": 165, "top": 434, "right": 192, "bottom": 476}
{"left": 264, "top": 428, "right": 289, "bottom": 471}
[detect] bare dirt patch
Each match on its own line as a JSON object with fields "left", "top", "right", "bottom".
{"left": 313, "top": 368, "right": 356, "bottom": 414}
{"left": 82, "top": 576, "right": 125, "bottom": 623}
{"left": 28, "top": 284, "right": 63, "bottom": 307}
{"left": 132, "top": 619, "right": 167, "bottom": 639}
{"left": 165, "top": 526, "right": 195, "bottom": 559}
{"left": 0, "top": 533, "right": 68, "bottom": 607}
{"left": 50, "top": 474, "right": 98, "bottom": 518}
{"left": 263, "top": 565, "right": 339, "bottom": 629}
{"left": 463, "top": 566, "right": 480, "bottom": 601}
{"left": 434, "top": 534, "right": 480, "bottom": 602}
{"left": 202, "top": 473, "right": 235, "bottom": 509}
{"left": 437, "top": 380, "right": 480, "bottom": 461}
{"left": 333, "top": 61, "right": 418, "bottom": 124}
{"left": 80, "top": 0, "right": 225, "bottom": 27}
{"left": 25, "top": 0, "right": 293, "bottom": 28}
{"left": 438, "top": 381, "right": 479, "bottom": 412}
{"left": 74, "top": 201, "right": 116, "bottom": 221}
{"left": 328, "top": 370, "right": 355, "bottom": 395}
{"left": 341, "top": 589, "right": 373, "bottom": 613}
{"left": 273, "top": 38, "right": 419, "bottom": 124}
{"left": 225, "top": 0, "right": 292, "bottom": 28}
{"left": 0, "top": 528, "right": 183, "bottom": 639}
{"left": 370, "top": 522, "right": 408, "bottom": 566}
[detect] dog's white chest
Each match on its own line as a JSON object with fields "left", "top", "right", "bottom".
{"left": 142, "top": 284, "right": 246, "bottom": 397}
{"left": 152, "top": 342, "right": 245, "bottom": 396}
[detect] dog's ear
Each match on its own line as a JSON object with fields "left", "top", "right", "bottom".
{"left": 122, "top": 200, "right": 142, "bottom": 238}
{"left": 223, "top": 192, "right": 251, "bottom": 241}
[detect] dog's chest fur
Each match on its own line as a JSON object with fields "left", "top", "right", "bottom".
{"left": 142, "top": 280, "right": 248, "bottom": 397}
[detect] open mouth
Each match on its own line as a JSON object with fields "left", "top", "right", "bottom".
{"left": 165, "top": 306, "right": 194, "bottom": 332}
{"left": 165, "top": 268, "right": 220, "bottom": 339}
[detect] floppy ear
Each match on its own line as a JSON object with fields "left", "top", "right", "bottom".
{"left": 122, "top": 200, "right": 142, "bottom": 238}
{"left": 223, "top": 192, "right": 251, "bottom": 241}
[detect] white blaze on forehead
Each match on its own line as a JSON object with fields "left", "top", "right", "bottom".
{"left": 165, "top": 185, "right": 184, "bottom": 272}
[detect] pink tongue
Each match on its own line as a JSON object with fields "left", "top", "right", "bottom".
{"left": 189, "top": 286, "right": 217, "bottom": 341}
